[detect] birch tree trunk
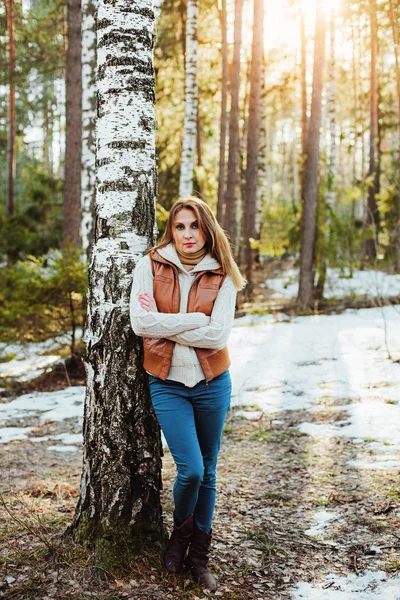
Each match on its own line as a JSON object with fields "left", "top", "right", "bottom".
{"left": 389, "top": 0, "right": 400, "bottom": 271}
{"left": 224, "top": 0, "right": 244, "bottom": 240}
{"left": 179, "top": 0, "right": 198, "bottom": 197}
{"left": 6, "top": 0, "right": 15, "bottom": 217}
{"left": 152, "top": 0, "right": 163, "bottom": 28}
{"left": 216, "top": 0, "right": 228, "bottom": 223}
{"left": 63, "top": 0, "right": 82, "bottom": 248}
{"left": 80, "top": 0, "right": 97, "bottom": 259}
{"left": 69, "top": 0, "right": 164, "bottom": 571}
{"left": 363, "top": 0, "right": 378, "bottom": 261}
{"left": 297, "top": 2, "right": 326, "bottom": 310}
{"left": 243, "top": 0, "right": 264, "bottom": 299}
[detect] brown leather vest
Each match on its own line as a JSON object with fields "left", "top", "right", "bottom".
{"left": 142, "top": 250, "right": 231, "bottom": 381}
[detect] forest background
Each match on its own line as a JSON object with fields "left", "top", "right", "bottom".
{"left": 1, "top": 1, "right": 400, "bottom": 597}
{"left": 1, "top": 0, "right": 400, "bottom": 351}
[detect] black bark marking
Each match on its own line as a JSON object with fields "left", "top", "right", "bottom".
{"left": 96, "top": 157, "right": 112, "bottom": 168}
{"left": 98, "top": 56, "right": 153, "bottom": 80}
{"left": 96, "top": 217, "right": 111, "bottom": 239}
{"left": 108, "top": 141, "right": 146, "bottom": 150}
{"left": 97, "top": 18, "right": 113, "bottom": 30}
{"left": 99, "top": 180, "right": 137, "bottom": 193}
{"left": 138, "top": 115, "right": 154, "bottom": 132}
{"left": 131, "top": 180, "right": 155, "bottom": 240}
{"left": 98, "top": 30, "right": 152, "bottom": 50}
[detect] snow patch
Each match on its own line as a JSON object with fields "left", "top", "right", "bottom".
{"left": 304, "top": 509, "right": 340, "bottom": 538}
{"left": 0, "top": 388, "right": 85, "bottom": 444}
{"left": 266, "top": 268, "right": 400, "bottom": 301}
{"left": 291, "top": 570, "right": 400, "bottom": 599}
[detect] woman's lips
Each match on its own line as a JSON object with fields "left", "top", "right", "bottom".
{"left": 185, "top": 243, "right": 194, "bottom": 246}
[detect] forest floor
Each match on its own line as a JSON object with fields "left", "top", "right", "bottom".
{"left": 0, "top": 398, "right": 399, "bottom": 600}
{"left": 1, "top": 260, "right": 400, "bottom": 599}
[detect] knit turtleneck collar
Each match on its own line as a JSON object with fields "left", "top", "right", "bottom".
{"left": 175, "top": 245, "right": 208, "bottom": 270}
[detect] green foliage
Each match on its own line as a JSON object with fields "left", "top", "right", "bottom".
{"left": 0, "top": 163, "right": 63, "bottom": 261}
{"left": 0, "top": 248, "right": 87, "bottom": 352}
{"left": 260, "top": 201, "right": 299, "bottom": 257}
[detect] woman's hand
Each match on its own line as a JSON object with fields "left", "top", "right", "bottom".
{"left": 138, "top": 293, "right": 158, "bottom": 313}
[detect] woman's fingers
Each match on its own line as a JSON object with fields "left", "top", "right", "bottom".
{"left": 138, "top": 293, "right": 156, "bottom": 312}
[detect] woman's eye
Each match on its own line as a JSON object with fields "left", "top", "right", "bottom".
{"left": 192, "top": 223, "right": 198, "bottom": 229}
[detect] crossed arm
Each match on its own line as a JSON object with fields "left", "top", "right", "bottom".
{"left": 129, "top": 255, "right": 237, "bottom": 350}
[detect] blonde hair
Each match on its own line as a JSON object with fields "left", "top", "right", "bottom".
{"left": 154, "top": 197, "right": 246, "bottom": 291}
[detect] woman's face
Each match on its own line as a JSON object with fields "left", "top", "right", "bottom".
{"left": 172, "top": 208, "right": 207, "bottom": 255}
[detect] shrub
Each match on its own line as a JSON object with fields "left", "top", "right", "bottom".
{"left": 0, "top": 247, "right": 87, "bottom": 355}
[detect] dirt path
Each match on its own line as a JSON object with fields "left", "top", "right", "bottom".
{"left": 1, "top": 401, "right": 399, "bottom": 600}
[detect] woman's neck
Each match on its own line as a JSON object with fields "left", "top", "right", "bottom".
{"left": 175, "top": 245, "right": 207, "bottom": 269}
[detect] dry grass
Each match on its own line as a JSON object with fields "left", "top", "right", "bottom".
{"left": 0, "top": 411, "right": 399, "bottom": 599}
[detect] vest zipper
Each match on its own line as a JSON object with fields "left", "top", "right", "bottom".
{"left": 205, "top": 379, "right": 209, "bottom": 389}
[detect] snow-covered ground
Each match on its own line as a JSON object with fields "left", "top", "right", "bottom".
{"left": 265, "top": 267, "right": 400, "bottom": 301}
{"left": 291, "top": 570, "right": 400, "bottom": 599}
{"left": 1, "top": 306, "right": 400, "bottom": 597}
{"left": 0, "top": 330, "right": 82, "bottom": 382}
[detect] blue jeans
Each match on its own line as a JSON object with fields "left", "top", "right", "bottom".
{"left": 148, "top": 370, "right": 231, "bottom": 533}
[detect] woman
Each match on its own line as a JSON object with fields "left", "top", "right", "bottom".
{"left": 130, "top": 197, "right": 245, "bottom": 590}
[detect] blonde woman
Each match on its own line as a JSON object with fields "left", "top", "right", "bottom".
{"left": 130, "top": 197, "right": 245, "bottom": 590}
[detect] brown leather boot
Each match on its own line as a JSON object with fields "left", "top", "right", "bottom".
{"left": 185, "top": 525, "right": 217, "bottom": 591}
{"left": 162, "top": 514, "right": 194, "bottom": 574}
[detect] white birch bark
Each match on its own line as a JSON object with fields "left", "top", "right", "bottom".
{"left": 179, "top": 0, "right": 198, "bottom": 197}
{"left": 80, "top": 0, "right": 97, "bottom": 258}
{"left": 152, "top": 0, "right": 163, "bottom": 29}
{"left": 70, "top": 0, "right": 163, "bottom": 570}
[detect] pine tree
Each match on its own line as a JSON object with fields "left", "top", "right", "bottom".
{"left": 179, "top": 0, "right": 198, "bottom": 197}
{"left": 297, "top": 1, "right": 326, "bottom": 309}
{"left": 6, "top": 0, "right": 15, "bottom": 217}
{"left": 63, "top": 0, "right": 82, "bottom": 248}
{"left": 243, "top": 0, "right": 264, "bottom": 298}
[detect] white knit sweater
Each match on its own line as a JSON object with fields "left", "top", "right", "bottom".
{"left": 129, "top": 244, "right": 237, "bottom": 387}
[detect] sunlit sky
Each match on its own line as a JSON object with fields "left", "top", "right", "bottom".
{"left": 237, "top": 0, "right": 342, "bottom": 52}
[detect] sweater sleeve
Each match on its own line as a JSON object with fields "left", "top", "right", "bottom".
{"left": 130, "top": 255, "right": 209, "bottom": 338}
{"left": 166, "top": 276, "right": 237, "bottom": 350}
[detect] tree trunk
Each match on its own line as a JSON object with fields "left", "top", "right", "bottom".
{"left": 224, "top": 0, "right": 244, "bottom": 241}
{"left": 179, "top": 0, "right": 198, "bottom": 197}
{"left": 363, "top": 0, "right": 378, "bottom": 261}
{"left": 237, "top": 57, "right": 251, "bottom": 266}
{"left": 255, "top": 54, "right": 268, "bottom": 259}
{"left": 292, "top": 132, "right": 299, "bottom": 210}
{"left": 300, "top": 7, "right": 307, "bottom": 201}
{"left": 297, "top": 2, "right": 326, "bottom": 310}
{"left": 389, "top": 0, "right": 400, "bottom": 271}
{"left": 62, "top": 2, "right": 68, "bottom": 62}
{"left": 69, "top": 0, "right": 164, "bottom": 572}
{"left": 243, "top": 0, "right": 264, "bottom": 300}
{"left": 316, "top": 7, "right": 336, "bottom": 301}
{"left": 153, "top": 0, "right": 164, "bottom": 28}
{"left": 326, "top": 10, "right": 336, "bottom": 209}
{"left": 196, "top": 101, "right": 202, "bottom": 167}
{"left": 6, "top": 0, "right": 15, "bottom": 217}
{"left": 216, "top": 0, "right": 228, "bottom": 224}
{"left": 80, "top": 0, "right": 97, "bottom": 260}
{"left": 63, "top": 0, "right": 82, "bottom": 248}
{"left": 43, "top": 80, "right": 55, "bottom": 176}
